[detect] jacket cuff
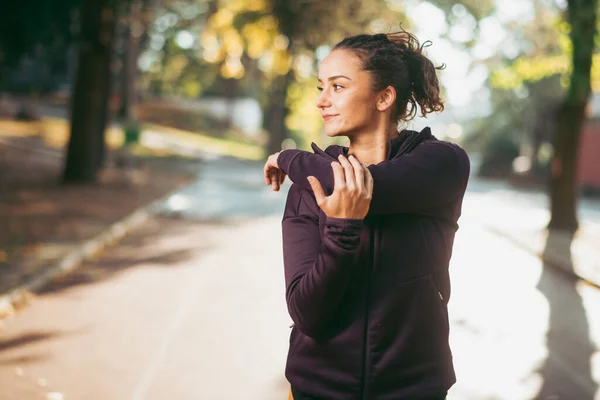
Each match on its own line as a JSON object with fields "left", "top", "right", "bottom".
{"left": 325, "top": 216, "right": 364, "bottom": 230}
{"left": 324, "top": 217, "right": 363, "bottom": 251}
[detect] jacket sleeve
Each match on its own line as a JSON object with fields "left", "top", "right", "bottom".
{"left": 277, "top": 142, "right": 470, "bottom": 216}
{"left": 278, "top": 149, "right": 336, "bottom": 195}
{"left": 282, "top": 184, "right": 363, "bottom": 339}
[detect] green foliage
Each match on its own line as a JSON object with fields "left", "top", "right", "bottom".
{"left": 188, "top": 0, "right": 408, "bottom": 144}
{"left": 136, "top": 101, "right": 266, "bottom": 146}
{"left": 489, "top": 11, "right": 600, "bottom": 93}
{"left": 285, "top": 74, "right": 323, "bottom": 149}
{"left": 431, "top": 0, "right": 495, "bottom": 21}
{"left": 428, "top": 0, "right": 495, "bottom": 47}
{"left": 0, "top": 0, "right": 82, "bottom": 66}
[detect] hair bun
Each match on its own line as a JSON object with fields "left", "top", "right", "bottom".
{"left": 374, "top": 33, "right": 390, "bottom": 42}
{"left": 333, "top": 28, "right": 444, "bottom": 122}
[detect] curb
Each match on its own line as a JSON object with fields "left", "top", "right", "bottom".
{"left": 485, "top": 225, "right": 600, "bottom": 289}
{"left": 0, "top": 181, "right": 192, "bottom": 318}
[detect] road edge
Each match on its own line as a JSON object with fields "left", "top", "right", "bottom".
{"left": 0, "top": 181, "right": 193, "bottom": 318}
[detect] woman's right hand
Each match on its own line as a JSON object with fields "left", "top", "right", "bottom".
{"left": 263, "top": 152, "right": 286, "bottom": 191}
{"left": 308, "top": 154, "right": 373, "bottom": 220}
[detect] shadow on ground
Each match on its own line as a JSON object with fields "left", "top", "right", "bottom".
{"left": 0, "top": 330, "right": 61, "bottom": 366}
{"left": 36, "top": 215, "right": 239, "bottom": 296}
{"left": 535, "top": 230, "right": 598, "bottom": 399}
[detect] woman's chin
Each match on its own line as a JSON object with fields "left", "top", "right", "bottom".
{"left": 324, "top": 128, "right": 344, "bottom": 138}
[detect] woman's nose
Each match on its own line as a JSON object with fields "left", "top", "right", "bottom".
{"left": 315, "top": 90, "right": 331, "bottom": 109}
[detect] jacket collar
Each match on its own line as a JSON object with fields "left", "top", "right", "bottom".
{"left": 310, "top": 127, "right": 436, "bottom": 162}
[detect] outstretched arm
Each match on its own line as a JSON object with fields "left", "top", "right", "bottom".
{"left": 276, "top": 142, "right": 469, "bottom": 216}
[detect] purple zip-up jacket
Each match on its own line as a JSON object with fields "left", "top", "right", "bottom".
{"left": 278, "top": 128, "right": 470, "bottom": 400}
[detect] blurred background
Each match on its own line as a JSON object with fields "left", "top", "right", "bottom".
{"left": 0, "top": 0, "right": 599, "bottom": 399}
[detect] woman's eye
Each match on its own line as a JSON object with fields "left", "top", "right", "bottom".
{"left": 317, "top": 84, "right": 343, "bottom": 92}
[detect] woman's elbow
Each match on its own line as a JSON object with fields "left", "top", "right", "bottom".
{"left": 286, "top": 297, "right": 328, "bottom": 339}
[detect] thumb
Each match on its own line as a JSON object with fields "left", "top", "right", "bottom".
{"left": 308, "top": 176, "right": 326, "bottom": 205}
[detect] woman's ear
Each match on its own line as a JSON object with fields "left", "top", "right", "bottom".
{"left": 376, "top": 86, "right": 396, "bottom": 112}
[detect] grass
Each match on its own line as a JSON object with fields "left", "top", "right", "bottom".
{"left": 0, "top": 117, "right": 265, "bottom": 161}
{"left": 141, "top": 122, "right": 265, "bottom": 161}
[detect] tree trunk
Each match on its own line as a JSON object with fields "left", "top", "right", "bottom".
{"left": 224, "top": 78, "right": 239, "bottom": 129}
{"left": 117, "top": 0, "right": 142, "bottom": 121}
{"left": 549, "top": 103, "right": 586, "bottom": 231}
{"left": 265, "top": 69, "right": 294, "bottom": 156}
{"left": 265, "top": 0, "right": 297, "bottom": 157}
{"left": 63, "top": 0, "right": 116, "bottom": 183}
{"left": 548, "top": 0, "right": 597, "bottom": 232}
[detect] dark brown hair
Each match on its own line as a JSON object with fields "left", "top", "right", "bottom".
{"left": 333, "top": 28, "right": 445, "bottom": 122}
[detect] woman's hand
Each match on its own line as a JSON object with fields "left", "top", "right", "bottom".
{"left": 263, "top": 152, "right": 286, "bottom": 191}
{"left": 308, "top": 155, "right": 373, "bottom": 220}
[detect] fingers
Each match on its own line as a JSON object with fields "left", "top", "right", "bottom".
{"left": 338, "top": 155, "right": 356, "bottom": 191}
{"left": 263, "top": 168, "right": 279, "bottom": 191}
{"left": 347, "top": 155, "right": 365, "bottom": 192}
{"left": 364, "top": 165, "right": 374, "bottom": 198}
{"left": 264, "top": 152, "right": 282, "bottom": 190}
{"left": 331, "top": 161, "right": 345, "bottom": 190}
{"left": 263, "top": 163, "right": 271, "bottom": 185}
{"left": 271, "top": 171, "right": 280, "bottom": 191}
{"left": 264, "top": 153, "right": 279, "bottom": 184}
{"left": 308, "top": 176, "right": 326, "bottom": 206}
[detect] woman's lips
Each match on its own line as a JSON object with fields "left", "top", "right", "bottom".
{"left": 322, "top": 114, "right": 338, "bottom": 122}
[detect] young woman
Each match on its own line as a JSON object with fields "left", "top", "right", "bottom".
{"left": 264, "top": 29, "right": 470, "bottom": 400}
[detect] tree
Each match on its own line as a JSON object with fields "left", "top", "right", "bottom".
{"left": 0, "top": 1, "right": 81, "bottom": 68}
{"left": 137, "top": 0, "right": 219, "bottom": 98}
{"left": 0, "top": 1, "right": 81, "bottom": 107}
{"left": 472, "top": 7, "right": 568, "bottom": 178}
{"left": 432, "top": 0, "right": 599, "bottom": 232}
{"left": 63, "top": 0, "right": 117, "bottom": 182}
{"left": 492, "top": 1, "right": 599, "bottom": 231}
{"left": 549, "top": 0, "right": 598, "bottom": 231}
{"left": 117, "top": 0, "right": 144, "bottom": 122}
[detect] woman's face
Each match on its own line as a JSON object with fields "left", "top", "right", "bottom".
{"left": 316, "top": 49, "right": 380, "bottom": 138}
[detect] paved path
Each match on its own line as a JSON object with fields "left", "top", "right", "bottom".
{"left": 0, "top": 215, "right": 292, "bottom": 400}
{"left": 0, "top": 157, "right": 599, "bottom": 400}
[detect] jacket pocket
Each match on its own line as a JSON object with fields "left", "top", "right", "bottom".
{"left": 426, "top": 273, "right": 449, "bottom": 331}
{"left": 289, "top": 324, "right": 297, "bottom": 344}
{"left": 371, "top": 273, "right": 451, "bottom": 372}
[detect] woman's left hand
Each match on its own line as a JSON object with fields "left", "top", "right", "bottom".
{"left": 308, "top": 155, "right": 373, "bottom": 220}
{"left": 263, "top": 152, "right": 286, "bottom": 191}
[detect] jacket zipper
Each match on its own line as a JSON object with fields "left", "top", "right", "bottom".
{"left": 311, "top": 143, "right": 375, "bottom": 398}
{"left": 360, "top": 223, "right": 375, "bottom": 400}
